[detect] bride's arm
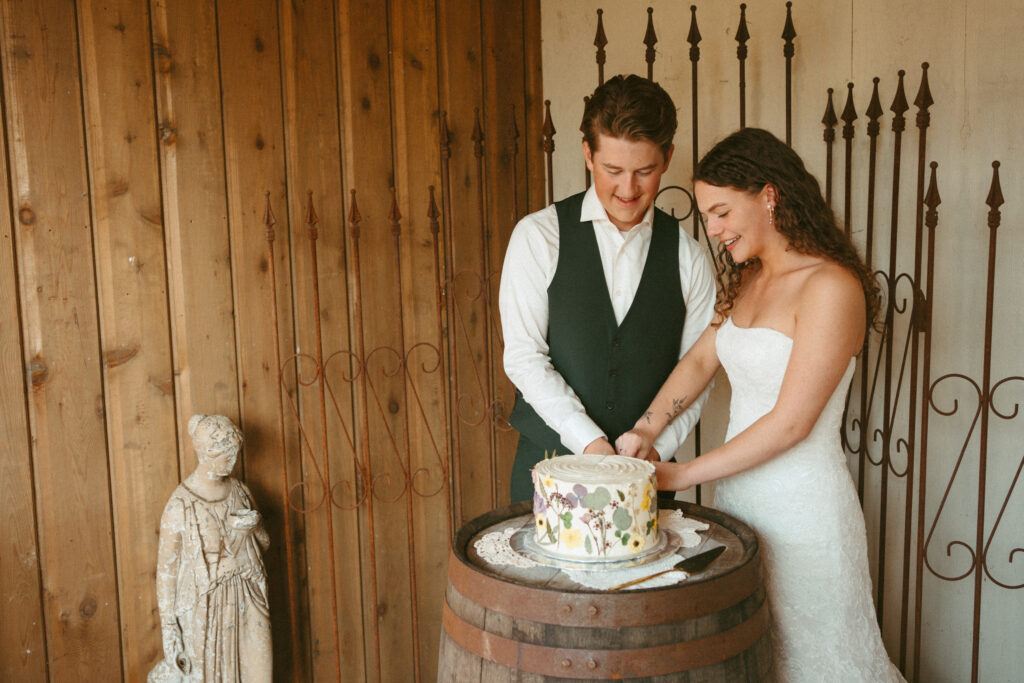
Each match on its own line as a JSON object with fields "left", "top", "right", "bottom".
{"left": 656, "top": 266, "right": 866, "bottom": 490}
{"left": 615, "top": 322, "right": 722, "bottom": 459}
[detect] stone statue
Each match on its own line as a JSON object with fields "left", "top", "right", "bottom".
{"left": 149, "top": 414, "right": 272, "bottom": 682}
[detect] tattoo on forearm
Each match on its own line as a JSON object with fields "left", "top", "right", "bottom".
{"left": 665, "top": 395, "right": 688, "bottom": 420}
{"left": 642, "top": 410, "right": 653, "bottom": 424}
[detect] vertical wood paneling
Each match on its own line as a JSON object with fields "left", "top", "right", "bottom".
{"left": 482, "top": 1, "right": 528, "bottom": 507}
{"left": 0, "top": 1, "right": 542, "bottom": 679}
{"left": 76, "top": 1, "right": 179, "bottom": 677}
{"left": 215, "top": 0, "right": 302, "bottom": 679}
{"left": 522, "top": 0, "right": 546, "bottom": 216}
{"left": 336, "top": 1, "right": 412, "bottom": 678}
{"left": 436, "top": 0, "right": 492, "bottom": 525}
{"left": 388, "top": 1, "right": 449, "bottom": 678}
{"left": 0, "top": 36, "right": 47, "bottom": 681}
{"left": 276, "top": 0, "right": 349, "bottom": 679}
{"left": 0, "top": 0, "right": 121, "bottom": 679}
{"left": 150, "top": 0, "right": 238, "bottom": 466}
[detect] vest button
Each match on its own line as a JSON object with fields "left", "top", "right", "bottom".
{"left": 606, "top": 401, "right": 614, "bottom": 411}
{"left": 612, "top": 338, "right": 621, "bottom": 348}
{"left": 608, "top": 369, "right": 617, "bottom": 377}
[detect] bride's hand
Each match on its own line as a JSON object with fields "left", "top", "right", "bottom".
{"left": 615, "top": 430, "right": 655, "bottom": 461}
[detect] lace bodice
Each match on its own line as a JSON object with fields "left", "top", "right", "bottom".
{"left": 711, "top": 318, "right": 904, "bottom": 682}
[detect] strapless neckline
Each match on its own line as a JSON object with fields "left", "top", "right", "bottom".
{"left": 723, "top": 316, "right": 794, "bottom": 342}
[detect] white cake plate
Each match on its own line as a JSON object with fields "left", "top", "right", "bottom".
{"left": 511, "top": 523, "right": 684, "bottom": 571}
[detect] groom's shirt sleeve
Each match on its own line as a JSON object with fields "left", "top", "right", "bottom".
{"left": 499, "top": 205, "right": 607, "bottom": 454}
{"left": 652, "top": 231, "right": 717, "bottom": 461}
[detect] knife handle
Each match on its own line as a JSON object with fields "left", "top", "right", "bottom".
{"left": 608, "top": 567, "right": 687, "bottom": 591}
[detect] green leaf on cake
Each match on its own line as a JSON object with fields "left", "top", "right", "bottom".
{"left": 585, "top": 535, "right": 592, "bottom": 553}
{"left": 621, "top": 532, "right": 630, "bottom": 546}
{"left": 560, "top": 512, "right": 573, "bottom": 528}
{"left": 583, "top": 486, "right": 611, "bottom": 510}
{"left": 647, "top": 518, "right": 656, "bottom": 533}
{"left": 612, "top": 506, "right": 632, "bottom": 531}
{"left": 617, "top": 489, "right": 625, "bottom": 502}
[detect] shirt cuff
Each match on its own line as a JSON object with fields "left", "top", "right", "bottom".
{"left": 560, "top": 413, "right": 607, "bottom": 455}
{"left": 652, "top": 431, "right": 680, "bottom": 462}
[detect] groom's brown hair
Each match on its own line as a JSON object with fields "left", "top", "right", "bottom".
{"left": 580, "top": 74, "right": 677, "bottom": 156}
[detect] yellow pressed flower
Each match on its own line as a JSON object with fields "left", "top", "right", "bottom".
{"left": 535, "top": 515, "right": 547, "bottom": 533}
{"left": 542, "top": 476, "right": 555, "bottom": 489}
{"left": 641, "top": 495, "right": 650, "bottom": 511}
{"left": 629, "top": 535, "right": 645, "bottom": 553}
{"left": 559, "top": 528, "right": 583, "bottom": 550}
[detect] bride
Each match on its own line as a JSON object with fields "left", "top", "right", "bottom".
{"left": 616, "top": 128, "right": 904, "bottom": 682}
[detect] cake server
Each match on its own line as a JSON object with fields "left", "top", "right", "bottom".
{"left": 608, "top": 544, "right": 726, "bottom": 591}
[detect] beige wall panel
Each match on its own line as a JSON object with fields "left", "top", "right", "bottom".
{"left": 543, "top": 2, "right": 1023, "bottom": 681}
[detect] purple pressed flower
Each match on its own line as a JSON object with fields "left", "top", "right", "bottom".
{"left": 533, "top": 493, "right": 546, "bottom": 512}
{"left": 573, "top": 484, "right": 587, "bottom": 499}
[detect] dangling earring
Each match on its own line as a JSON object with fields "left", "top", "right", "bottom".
{"left": 768, "top": 204, "right": 775, "bottom": 225}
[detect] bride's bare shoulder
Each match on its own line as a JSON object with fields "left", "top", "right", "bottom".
{"left": 804, "top": 261, "right": 862, "bottom": 300}
{"left": 798, "top": 263, "right": 866, "bottom": 349}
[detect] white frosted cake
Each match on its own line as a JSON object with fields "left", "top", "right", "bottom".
{"left": 531, "top": 454, "right": 659, "bottom": 561}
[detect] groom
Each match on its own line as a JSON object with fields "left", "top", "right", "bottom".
{"left": 499, "top": 74, "right": 716, "bottom": 502}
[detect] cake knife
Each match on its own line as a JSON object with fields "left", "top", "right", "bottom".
{"left": 608, "top": 545, "right": 726, "bottom": 591}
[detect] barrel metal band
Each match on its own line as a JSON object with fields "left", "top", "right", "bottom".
{"left": 442, "top": 597, "right": 769, "bottom": 678}
{"left": 446, "top": 548, "right": 760, "bottom": 627}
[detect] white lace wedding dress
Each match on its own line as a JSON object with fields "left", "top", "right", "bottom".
{"left": 713, "top": 317, "right": 905, "bottom": 682}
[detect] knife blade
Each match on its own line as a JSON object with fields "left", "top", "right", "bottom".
{"left": 608, "top": 544, "right": 726, "bottom": 591}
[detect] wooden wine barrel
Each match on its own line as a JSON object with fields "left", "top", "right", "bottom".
{"left": 438, "top": 500, "right": 771, "bottom": 682}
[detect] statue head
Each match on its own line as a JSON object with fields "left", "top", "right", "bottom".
{"left": 188, "top": 414, "right": 243, "bottom": 479}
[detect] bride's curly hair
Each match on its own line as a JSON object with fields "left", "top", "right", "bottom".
{"left": 693, "top": 127, "right": 880, "bottom": 329}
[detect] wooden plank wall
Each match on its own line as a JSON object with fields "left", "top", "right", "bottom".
{"left": 0, "top": 0, "right": 543, "bottom": 680}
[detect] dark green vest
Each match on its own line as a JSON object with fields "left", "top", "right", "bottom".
{"left": 508, "top": 191, "right": 686, "bottom": 496}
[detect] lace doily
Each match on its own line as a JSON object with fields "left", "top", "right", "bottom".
{"left": 473, "top": 510, "right": 711, "bottom": 590}
{"left": 473, "top": 525, "right": 539, "bottom": 568}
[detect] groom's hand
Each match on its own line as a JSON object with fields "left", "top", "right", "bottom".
{"left": 583, "top": 437, "right": 615, "bottom": 455}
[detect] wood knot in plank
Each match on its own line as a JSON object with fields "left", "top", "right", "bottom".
{"left": 28, "top": 356, "right": 48, "bottom": 389}
{"left": 18, "top": 206, "right": 35, "bottom": 225}
{"left": 159, "top": 121, "right": 177, "bottom": 145}
{"left": 149, "top": 376, "right": 174, "bottom": 395}
{"left": 104, "top": 344, "right": 139, "bottom": 368}
{"left": 109, "top": 178, "right": 130, "bottom": 197}
{"left": 79, "top": 595, "right": 98, "bottom": 618}
{"left": 153, "top": 43, "right": 172, "bottom": 73}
